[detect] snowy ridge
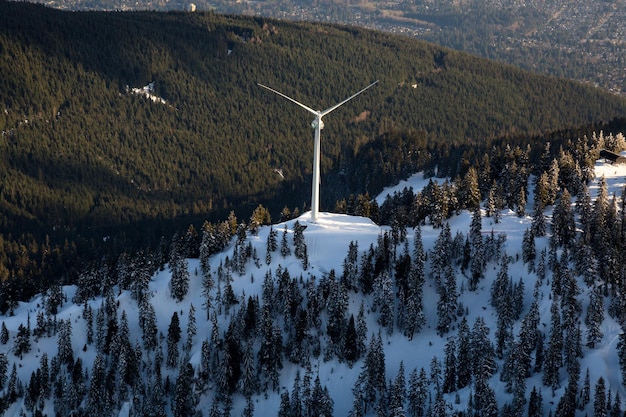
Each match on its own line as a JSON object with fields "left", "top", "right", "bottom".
{"left": 2, "top": 159, "right": 626, "bottom": 417}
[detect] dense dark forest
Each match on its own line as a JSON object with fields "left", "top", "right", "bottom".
{"left": 1, "top": 0, "right": 626, "bottom": 306}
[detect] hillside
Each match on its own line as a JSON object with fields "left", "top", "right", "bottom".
{"left": 2, "top": 1, "right": 626, "bottom": 297}
{"left": 2, "top": 151, "right": 626, "bottom": 416}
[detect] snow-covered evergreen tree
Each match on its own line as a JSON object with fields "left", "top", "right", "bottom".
{"left": 552, "top": 188, "right": 576, "bottom": 247}
{"left": 594, "top": 377, "right": 607, "bottom": 417}
{"left": 170, "top": 256, "right": 190, "bottom": 302}
{"left": 173, "top": 362, "right": 196, "bottom": 417}
{"left": 280, "top": 224, "right": 291, "bottom": 258}
{"left": 543, "top": 296, "right": 563, "bottom": 391}
{"left": 0, "top": 321, "right": 8, "bottom": 345}
{"left": 342, "top": 240, "right": 359, "bottom": 291}
{"left": 403, "top": 227, "right": 426, "bottom": 339}
{"left": 469, "top": 207, "right": 484, "bottom": 290}
{"left": 442, "top": 339, "right": 456, "bottom": 393}
{"left": 585, "top": 286, "right": 604, "bottom": 348}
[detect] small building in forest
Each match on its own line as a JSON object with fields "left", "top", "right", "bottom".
{"left": 599, "top": 149, "right": 626, "bottom": 164}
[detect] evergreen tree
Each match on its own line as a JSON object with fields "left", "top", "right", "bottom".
{"left": 0, "top": 352, "right": 8, "bottom": 390}
{"left": 617, "top": 332, "right": 626, "bottom": 388}
{"left": 57, "top": 319, "right": 73, "bottom": 366}
{"left": 249, "top": 204, "right": 270, "bottom": 235}
{"left": 552, "top": 188, "right": 576, "bottom": 247}
{"left": 462, "top": 167, "right": 481, "bottom": 209}
{"left": 442, "top": 338, "right": 457, "bottom": 393}
{"left": 186, "top": 303, "right": 197, "bottom": 352}
{"left": 342, "top": 240, "right": 359, "bottom": 291}
{"left": 258, "top": 305, "right": 282, "bottom": 392}
{"left": 581, "top": 368, "right": 592, "bottom": 410}
{"left": 290, "top": 371, "right": 303, "bottom": 417}
{"left": 430, "top": 355, "right": 442, "bottom": 392}
{"left": 548, "top": 159, "right": 560, "bottom": 205}
{"left": 173, "top": 362, "right": 195, "bottom": 417}
{"left": 522, "top": 228, "right": 536, "bottom": 270}
{"left": 349, "top": 393, "right": 365, "bottom": 417}
{"left": 167, "top": 311, "right": 182, "bottom": 368}
{"left": 13, "top": 322, "right": 31, "bottom": 357}
{"left": 84, "top": 302, "right": 94, "bottom": 345}
{"left": 516, "top": 186, "right": 527, "bottom": 217}
{"left": 356, "top": 302, "right": 368, "bottom": 357}
{"left": 537, "top": 249, "right": 547, "bottom": 283}
{"left": 491, "top": 255, "right": 514, "bottom": 355}
{"left": 469, "top": 207, "right": 484, "bottom": 290}
{"left": 389, "top": 361, "right": 407, "bottom": 417}
{"left": 293, "top": 220, "right": 308, "bottom": 270}
{"left": 585, "top": 286, "right": 605, "bottom": 348}
{"left": 543, "top": 297, "right": 562, "bottom": 390}
{"left": 45, "top": 283, "right": 64, "bottom": 316}
{"left": 1, "top": 321, "right": 8, "bottom": 344}
{"left": 86, "top": 353, "right": 109, "bottom": 416}
{"left": 528, "top": 386, "right": 543, "bottom": 417}
{"left": 356, "top": 332, "right": 386, "bottom": 413}
{"left": 344, "top": 314, "right": 359, "bottom": 366}
{"left": 39, "top": 352, "right": 50, "bottom": 398}
{"left": 280, "top": 225, "right": 291, "bottom": 257}
{"left": 200, "top": 221, "right": 215, "bottom": 268}
{"left": 531, "top": 200, "right": 547, "bottom": 237}
{"left": 278, "top": 391, "right": 291, "bottom": 417}
{"left": 139, "top": 297, "right": 158, "bottom": 351}
{"left": 170, "top": 257, "right": 190, "bottom": 302}
{"left": 266, "top": 226, "right": 278, "bottom": 265}
{"left": 485, "top": 182, "right": 497, "bottom": 218}
{"left": 407, "top": 367, "right": 428, "bottom": 417}
{"left": 594, "top": 377, "right": 607, "bottom": 417}
{"left": 431, "top": 223, "right": 453, "bottom": 290}
{"left": 374, "top": 271, "right": 394, "bottom": 334}
{"left": 240, "top": 342, "right": 258, "bottom": 398}
{"left": 404, "top": 227, "right": 426, "bottom": 339}
{"left": 359, "top": 246, "right": 375, "bottom": 294}
{"left": 200, "top": 338, "right": 213, "bottom": 383}
{"left": 470, "top": 316, "right": 496, "bottom": 381}
{"left": 95, "top": 304, "right": 106, "bottom": 353}
{"left": 116, "top": 310, "right": 138, "bottom": 388}
{"left": 242, "top": 396, "right": 254, "bottom": 417}
{"left": 436, "top": 264, "right": 457, "bottom": 336}
{"left": 262, "top": 269, "right": 275, "bottom": 310}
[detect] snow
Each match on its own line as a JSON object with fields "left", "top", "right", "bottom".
{"left": 130, "top": 82, "right": 167, "bottom": 104}
{"left": 375, "top": 171, "right": 434, "bottom": 206}
{"left": 3, "top": 157, "right": 626, "bottom": 416}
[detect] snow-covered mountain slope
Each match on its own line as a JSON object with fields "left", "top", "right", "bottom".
{"left": 2, "top": 158, "right": 626, "bottom": 417}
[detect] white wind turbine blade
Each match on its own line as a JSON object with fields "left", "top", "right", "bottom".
{"left": 319, "top": 80, "right": 378, "bottom": 117}
{"left": 258, "top": 83, "right": 319, "bottom": 116}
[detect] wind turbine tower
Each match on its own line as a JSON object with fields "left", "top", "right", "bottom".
{"left": 259, "top": 80, "right": 378, "bottom": 223}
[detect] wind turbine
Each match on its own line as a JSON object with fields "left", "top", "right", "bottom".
{"left": 258, "top": 80, "right": 378, "bottom": 223}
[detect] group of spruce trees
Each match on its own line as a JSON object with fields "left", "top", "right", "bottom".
{"left": 3, "top": 130, "right": 626, "bottom": 416}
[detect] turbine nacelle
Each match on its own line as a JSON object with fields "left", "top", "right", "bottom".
{"left": 311, "top": 117, "right": 324, "bottom": 130}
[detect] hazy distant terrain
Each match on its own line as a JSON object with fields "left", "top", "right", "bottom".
{"left": 26, "top": 0, "right": 626, "bottom": 97}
